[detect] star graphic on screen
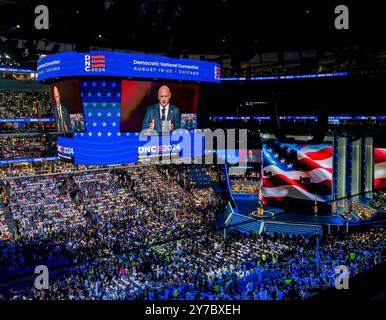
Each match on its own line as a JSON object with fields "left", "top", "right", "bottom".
{"left": 88, "top": 132, "right": 93, "bottom": 136}
{"left": 97, "top": 132, "right": 102, "bottom": 137}
{"left": 112, "top": 122, "right": 116, "bottom": 127}
{"left": 88, "top": 112, "right": 92, "bottom": 117}
{"left": 116, "top": 112, "right": 120, "bottom": 117}
{"left": 107, "top": 112, "right": 111, "bottom": 117}
{"left": 117, "top": 132, "right": 121, "bottom": 136}
{"left": 107, "top": 132, "right": 112, "bottom": 137}
{"left": 274, "top": 153, "right": 279, "bottom": 158}
{"left": 102, "top": 122, "right": 107, "bottom": 127}
{"left": 287, "top": 163, "right": 293, "bottom": 168}
{"left": 92, "top": 122, "right": 97, "bottom": 127}
{"left": 97, "top": 112, "right": 102, "bottom": 117}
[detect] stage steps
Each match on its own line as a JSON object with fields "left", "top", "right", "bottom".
{"left": 264, "top": 222, "right": 322, "bottom": 235}
{"left": 229, "top": 213, "right": 322, "bottom": 235}
{"left": 228, "top": 213, "right": 262, "bottom": 234}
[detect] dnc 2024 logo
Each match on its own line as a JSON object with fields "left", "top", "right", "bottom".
{"left": 58, "top": 145, "right": 74, "bottom": 155}
{"left": 84, "top": 55, "right": 106, "bottom": 72}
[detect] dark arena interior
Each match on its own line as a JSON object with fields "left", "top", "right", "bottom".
{"left": 0, "top": 0, "right": 385, "bottom": 316}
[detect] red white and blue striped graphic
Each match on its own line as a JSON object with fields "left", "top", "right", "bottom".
{"left": 374, "top": 148, "right": 386, "bottom": 190}
{"left": 91, "top": 55, "right": 106, "bottom": 68}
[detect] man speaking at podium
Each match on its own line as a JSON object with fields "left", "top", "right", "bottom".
{"left": 142, "top": 85, "right": 181, "bottom": 135}
{"left": 52, "top": 86, "right": 72, "bottom": 135}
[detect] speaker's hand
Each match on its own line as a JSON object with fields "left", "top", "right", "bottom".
{"left": 149, "top": 119, "right": 155, "bottom": 130}
{"left": 169, "top": 121, "right": 174, "bottom": 131}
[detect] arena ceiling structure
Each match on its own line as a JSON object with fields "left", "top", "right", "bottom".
{"left": 0, "top": 0, "right": 385, "bottom": 61}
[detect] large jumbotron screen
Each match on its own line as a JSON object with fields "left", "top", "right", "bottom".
{"left": 55, "top": 80, "right": 205, "bottom": 165}
{"left": 39, "top": 51, "right": 220, "bottom": 165}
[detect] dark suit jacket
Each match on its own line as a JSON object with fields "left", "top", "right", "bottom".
{"left": 247, "top": 155, "right": 257, "bottom": 162}
{"left": 142, "top": 104, "right": 181, "bottom": 133}
{"left": 183, "top": 119, "right": 195, "bottom": 130}
{"left": 53, "top": 104, "right": 72, "bottom": 133}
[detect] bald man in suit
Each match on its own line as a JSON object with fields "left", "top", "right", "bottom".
{"left": 52, "top": 86, "right": 72, "bottom": 134}
{"left": 142, "top": 85, "right": 181, "bottom": 135}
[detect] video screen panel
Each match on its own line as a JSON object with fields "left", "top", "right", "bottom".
{"left": 374, "top": 148, "right": 386, "bottom": 190}
{"left": 120, "top": 80, "right": 199, "bottom": 134}
{"left": 239, "top": 149, "right": 261, "bottom": 163}
{"left": 262, "top": 141, "right": 333, "bottom": 210}
{"left": 49, "top": 80, "right": 85, "bottom": 136}
{"left": 56, "top": 80, "right": 204, "bottom": 165}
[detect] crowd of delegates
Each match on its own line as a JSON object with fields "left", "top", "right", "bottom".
{"left": 1, "top": 161, "right": 385, "bottom": 300}
{"left": 0, "top": 135, "right": 56, "bottom": 159}
{"left": 8, "top": 176, "right": 87, "bottom": 238}
{"left": 350, "top": 202, "right": 376, "bottom": 220}
{"left": 370, "top": 190, "right": 386, "bottom": 211}
{"left": 230, "top": 169, "right": 260, "bottom": 194}
{"left": 0, "top": 209, "right": 12, "bottom": 240}
{"left": 166, "top": 164, "right": 226, "bottom": 191}
{"left": 0, "top": 122, "right": 56, "bottom": 134}
{"left": 0, "top": 181, "right": 9, "bottom": 207}
{"left": 0, "top": 161, "right": 116, "bottom": 178}
{"left": 230, "top": 182, "right": 259, "bottom": 194}
{"left": 203, "top": 165, "right": 225, "bottom": 184}
{"left": 0, "top": 181, "right": 11, "bottom": 240}
{"left": 0, "top": 165, "right": 224, "bottom": 277}
{"left": 3, "top": 227, "right": 385, "bottom": 300}
{"left": 0, "top": 90, "right": 51, "bottom": 119}
{"left": 339, "top": 211, "right": 354, "bottom": 221}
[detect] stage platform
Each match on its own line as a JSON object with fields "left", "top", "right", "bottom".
{"left": 234, "top": 198, "right": 386, "bottom": 227}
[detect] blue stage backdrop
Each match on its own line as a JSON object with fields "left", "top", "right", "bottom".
{"left": 57, "top": 81, "right": 204, "bottom": 165}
